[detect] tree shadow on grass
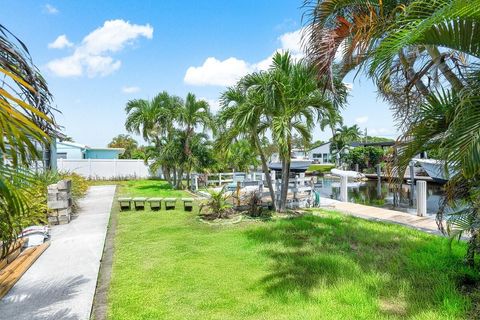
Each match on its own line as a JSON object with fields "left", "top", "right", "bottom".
{"left": 245, "top": 213, "right": 468, "bottom": 317}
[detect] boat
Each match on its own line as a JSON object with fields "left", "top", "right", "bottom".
{"left": 268, "top": 158, "right": 313, "bottom": 172}
{"left": 331, "top": 168, "right": 365, "bottom": 179}
{"left": 268, "top": 149, "right": 313, "bottom": 173}
{"left": 415, "top": 159, "right": 456, "bottom": 183}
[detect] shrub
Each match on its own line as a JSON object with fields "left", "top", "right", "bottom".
{"left": 21, "top": 170, "right": 89, "bottom": 226}
{"left": 199, "top": 187, "right": 234, "bottom": 219}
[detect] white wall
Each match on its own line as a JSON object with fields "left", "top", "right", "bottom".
{"left": 57, "top": 159, "right": 157, "bottom": 179}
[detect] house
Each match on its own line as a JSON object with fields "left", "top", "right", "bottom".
{"left": 307, "top": 142, "right": 332, "bottom": 164}
{"left": 56, "top": 141, "right": 125, "bottom": 159}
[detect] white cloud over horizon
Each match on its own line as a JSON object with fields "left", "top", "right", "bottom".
{"left": 48, "top": 35, "right": 73, "bottom": 49}
{"left": 43, "top": 4, "right": 59, "bottom": 15}
{"left": 46, "top": 19, "right": 153, "bottom": 78}
{"left": 355, "top": 116, "right": 368, "bottom": 124}
{"left": 122, "top": 86, "right": 140, "bottom": 94}
{"left": 184, "top": 28, "right": 306, "bottom": 87}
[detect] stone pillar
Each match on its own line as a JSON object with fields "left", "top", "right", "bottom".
{"left": 416, "top": 180, "right": 427, "bottom": 217}
{"left": 340, "top": 175, "right": 348, "bottom": 202}
{"left": 47, "top": 179, "right": 73, "bottom": 225}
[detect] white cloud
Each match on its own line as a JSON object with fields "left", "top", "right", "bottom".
{"left": 199, "top": 97, "right": 220, "bottom": 112}
{"left": 369, "top": 128, "right": 394, "bottom": 136}
{"left": 43, "top": 4, "right": 59, "bottom": 14}
{"left": 184, "top": 28, "right": 307, "bottom": 87}
{"left": 46, "top": 19, "right": 153, "bottom": 78}
{"left": 278, "top": 29, "right": 303, "bottom": 54}
{"left": 122, "top": 86, "right": 140, "bottom": 94}
{"left": 184, "top": 57, "right": 251, "bottom": 87}
{"left": 355, "top": 116, "right": 368, "bottom": 124}
{"left": 48, "top": 35, "right": 73, "bottom": 49}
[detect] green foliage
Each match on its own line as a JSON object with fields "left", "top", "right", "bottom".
{"left": 21, "top": 171, "right": 89, "bottom": 226}
{"left": 306, "top": 163, "right": 335, "bottom": 173}
{"left": 108, "top": 134, "right": 144, "bottom": 159}
{"left": 125, "top": 91, "right": 214, "bottom": 189}
{"left": 221, "top": 139, "right": 259, "bottom": 172}
{"left": 343, "top": 146, "right": 385, "bottom": 171}
{"left": 0, "top": 25, "right": 56, "bottom": 260}
{"left": 198, "top": 187, "right": 233, "bottom": 219}
{"left": 331, "top": 125, "right": 362, "bottom": 153}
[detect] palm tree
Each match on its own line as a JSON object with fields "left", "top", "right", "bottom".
{"left": 177, "top": 93, "right": 213, "bottom": 188}
{"left": 303, "top": 0, "right": 469, "bottom": 123}
{"left": 332, "top": 124, "right": 362, "bottom": 153}
{"left": 263, "top": 52, "right": 338, "bottom": 212}
{"left": 125, "top": 91, "right": 182, "bottom": 185}
{"left": 0, "top": 24, "right": 56, "bottom": 259}
{"left": 218, "top": 80, "right": 277, "bottom": 210}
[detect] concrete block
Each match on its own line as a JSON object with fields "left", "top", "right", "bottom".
{"left": 57, "top": 191, "right": 72, "bottom": 201}
{"left": 57, "top": 207, "right": 72, "bottom": 215}
{"left": 47, "top": 194, "right": 58, "bottom": 201}
{"left": 47, "top": 200, "right": 70, "bottom": 210}
{"left": 47, "top": 184, "right": 58, "bottom": 192}
{"left": 57, "top": 180, "right": 72, "bottom": 191}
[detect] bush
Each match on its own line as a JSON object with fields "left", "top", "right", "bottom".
{"left": 199, "top": 187, "right": 234, "bottom": 219}
{"left": 343, "top": 146, "right": 384, "bottom": 171}
{"left": 21, "top": 170, "right": 89, "bottom": 225}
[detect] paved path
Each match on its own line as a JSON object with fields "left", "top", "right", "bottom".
{"left": 318, "top": 197, "right": 441, "bottom": 235}
{"left": 0, "top": 185, "right": 116, "bottom": 320}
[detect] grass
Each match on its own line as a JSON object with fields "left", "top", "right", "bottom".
{"left": 106, "top": 180, "right": 476, "bottom": 319}
{"left": 307, "top": 163, "right": 335, "bottom": 173}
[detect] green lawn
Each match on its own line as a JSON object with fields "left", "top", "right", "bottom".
{"left": 107, "top": 180, "right": 475, "bottom": 319}
{"left": 306, "top": 163, "right": 335, "bottom": 173}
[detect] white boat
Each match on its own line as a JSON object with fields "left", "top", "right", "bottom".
{"left": 268, "top": 158, "right": 313, "bottom": 172}
{"left": 268, "top": 149, "right": 313, "bottom": 172}
{"left": 415, "top": 159, "right": 456, "bottom": 183}
{"left": 331, "top": 168, "right": 365, "bottom": 179}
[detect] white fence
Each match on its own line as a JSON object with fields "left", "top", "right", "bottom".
{"left": 57, "top": 159, "right": 158, "bottom": 180}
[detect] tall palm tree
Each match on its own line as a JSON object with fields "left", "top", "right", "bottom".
{"left": 263, "top": 52, "right": 338, "bottom": 212}
{"left": 177, "top": 93, "right": 213, "bottom": 188}
{"left": 219, "top": 80, "right": 277, "bottom": 210}
{"left": 125, "top": 91, "right": 182, "bottom": 185}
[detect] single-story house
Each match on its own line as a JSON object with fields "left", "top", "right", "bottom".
{"left": 307, "top": 142, "right": 332, "bottom": 164}
{"left": 56, "top": 141, "right": 124, "bottom": 159}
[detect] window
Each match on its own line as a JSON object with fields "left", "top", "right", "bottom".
{"left": 57, "top": 152, "right": 67, "bottom": 159}
{"left": 323, "top": 153, "right": 329, "bottom": 162}
{"left": 312, "top": 153, "right": 322, "bottom": 159}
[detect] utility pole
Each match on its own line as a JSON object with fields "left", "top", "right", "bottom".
{"left": 364, "top": 128, "right": 368, "bottom": 144}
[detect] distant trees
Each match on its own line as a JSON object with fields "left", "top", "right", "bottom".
{"left": 108, "top": 134, "right": 144, "bottom": 159}
{"left": 125, "top": 92, "right": 215, "bottom": 189}
{"left": 343, "top": 146, "right": 385, "bottom": 172}
{"left": 331, "top": 125, "right": 362, "bottom": 153}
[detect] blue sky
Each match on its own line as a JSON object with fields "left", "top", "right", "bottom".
{"left": 1, "top": 1, "right": 398, "bottom": 147}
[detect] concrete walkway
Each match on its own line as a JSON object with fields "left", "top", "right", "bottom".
{"left": 0, "top": 185, "right": 116, "bottom": 320}
{"left": 318, "top": 197, "right": 441, "bottom": 235}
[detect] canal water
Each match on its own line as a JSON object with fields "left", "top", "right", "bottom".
{"left": 315, "top": 177, "right": 445, "bottom": 216}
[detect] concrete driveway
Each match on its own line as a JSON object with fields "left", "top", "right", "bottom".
{"left": 0, "top": 185, "right": 116, "bottom": 320}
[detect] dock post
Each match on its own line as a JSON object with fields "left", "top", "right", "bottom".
{"left": 340, "top": 175, "right": 348, "bottom": 202}
{"left": 376, "top": 164, "right": 381, "bottom": 181}
{"left": 416, "top": 180, "right": 427, "bottom": 216}
{"left": 355, "top": 163, "right": 359, "bottom": 172}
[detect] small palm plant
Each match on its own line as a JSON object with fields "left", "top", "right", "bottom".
{"left": 199, "top": 187, "right": 233, "bottom": 219}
